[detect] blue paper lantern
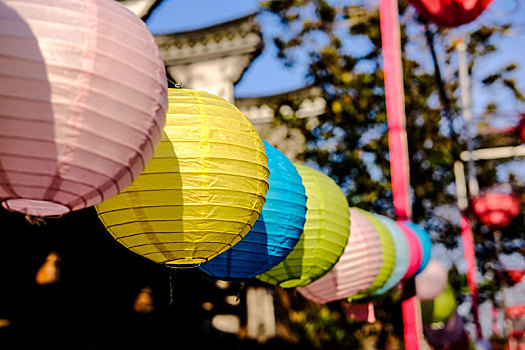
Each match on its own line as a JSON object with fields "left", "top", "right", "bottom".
{"left": 199, "top": 141, "right": 307, "bottom": 281}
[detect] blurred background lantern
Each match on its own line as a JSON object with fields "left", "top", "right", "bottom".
{"left": 35, "top": 252, "right": 61, "bottom": 285}
{"left": 199, "top": 141, "right": 307, "bottom": 281}
{"left": 520, "top": 115, "right": 525, "bottom": 143}
{"left": 257, "top": 165, "right": 350, "bottom": 288}
{"left": 472, "top": 192, "right": 521, "bottom": 229}
{"left": 409, "top": 0, "right": 493, "bottom": 27}
{"left": 421, "top": 284, "right": 457, "bottom": 325}
{"left": 423, "top": 311, "right": 468, "bottom": 350}
{"left": 398, "top": 221, "right": 432, "bottom": 276}
{"left": 133, "top": 286, "right": 154, "bottom": 314}
{"left": 0, "top": 0, "right": 167, "bottom": 217}
{"left": 96, "top": 89, "right": 269, "bottom": 267}
{"left": 416, "top": 258, "right": 448, "bottom": 301}
{"left": 297, "top": 207, "right": 383, "bottom": 303}
{"left": 373, "top": 214, "right": 410, "bottom": 295}
{"left": 350, "top": 209, "right": 395, "bottom": 299}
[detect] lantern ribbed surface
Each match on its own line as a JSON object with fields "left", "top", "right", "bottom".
{"left": 257, "top": 165, "right": 350, "bottom": 288}
{"left": 350, "top": 208, "right": 395, "bottom": 299}
{"left": 416, "top": 258, "right": 448, "bottom": 301}
{"left": 404, "top": 222, "right": 432, "bottom": 274}
{"left": 0, "top": 0, "right": 167, "bottom": 216}
{"left": 297, "top": 207, "right": 383, "bottom": 303}
{"left": 198, "top": 141, "right": 307, "bottom": 281}
{"left": 398, "top": 221, "right": 423, "bottom": 280}
{"left": 96, "top": 89, "right": 269, "bottom": 267}
{"left": 373, "top": 214, "right": 410, "bottom": 295}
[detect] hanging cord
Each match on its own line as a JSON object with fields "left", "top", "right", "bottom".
{"left": 24, "top": 215, "right": 47, "bottom": 226}
{"left": 236, "top": 282, "right": 246, "bottom": 302}
{"left": 169, "top": 268, "right": 176, "bottom": 306}
{"left": 166, "top": 77, "right": 183, "bottom": 89}
{"left": 424, "top": 25, "right": 456, "bottom": 138}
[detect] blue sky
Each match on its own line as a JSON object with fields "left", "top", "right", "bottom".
{"left": 146, "top": 0, "right": 309, "bottom": 98}
{"left": 145, "top": 0, "right": 525, "bottom": 111}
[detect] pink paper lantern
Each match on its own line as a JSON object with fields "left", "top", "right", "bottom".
{"left": 297, "top": 208, "right": 383, "bottom": 304}
{"left": 0, "top": 0, "right": 167, "bottom": 217}
{"left": 409, "top": 0, "right": 493, "bottom": 27}
{"left": 416, "top": 258, "right": 448, "bottom": 301}
{"left": 472, "top": 192, "right": 521, "bottom": 229}
{"left": 397, "top": 222, "right": 423, "bottom": 281}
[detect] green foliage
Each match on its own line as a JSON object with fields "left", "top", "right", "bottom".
{"left": 262, "top": 0, "right": 525, "bottom": 346}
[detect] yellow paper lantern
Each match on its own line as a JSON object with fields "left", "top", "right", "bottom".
{"left": 96, "top": 89, "right": 269, "bottom": 267}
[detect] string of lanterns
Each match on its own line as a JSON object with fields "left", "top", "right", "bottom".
{"left": 0, "top": 0, "right": 474, "bottom": 344}
{"left": 1, "top": 0, "right": 437, "bottom": 302}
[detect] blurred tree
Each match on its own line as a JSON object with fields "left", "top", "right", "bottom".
{"left": 261, "top": 0, "right": 525, "bottom": 347}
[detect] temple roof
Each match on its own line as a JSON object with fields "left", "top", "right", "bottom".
{"left": 155, "top": 13, "right": 263, "bottom": 66}
{"left": 117, "top": 0, "right": 164, "bottom": 20}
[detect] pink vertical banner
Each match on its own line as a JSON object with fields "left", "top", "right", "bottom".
{"left": 402, "top": 296, "right": 422, "bottom": 349}
{"left": 379, "top": 0, "right": 419, "bottom": 349}
{"left": 460, "top": 213, "right": 483, "bottom": 339}
{"left": 380, "top": 0, "right": 411, "bottom": 221}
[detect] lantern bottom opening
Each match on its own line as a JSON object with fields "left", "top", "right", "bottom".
{"left": 165, "top": 257, "right": 208, "bottom": 269}
{"left": 2, "top": 199, "right": 70, "bottom": 217}
{"left": 279, "top": 278, "right": 310, "bottom": 289}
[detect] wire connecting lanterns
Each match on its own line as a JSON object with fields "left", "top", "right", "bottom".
{"left": 257, "top": 165, "right": 350, "bottom": 288}
{"left": 96, "top": 89, "right": 269, "bottom": 267}
{"left": 199, "top": 141, "right": 307, "bottom": 281}
{"left": 0, "top": 0, "right": 168, "bottom": 216}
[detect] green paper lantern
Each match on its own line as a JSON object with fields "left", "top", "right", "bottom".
{"left": 421, "top": 284, "right": 457, "bottom": 325}
{"left": 257, "top": 164, "right": 350, "bottom": 288}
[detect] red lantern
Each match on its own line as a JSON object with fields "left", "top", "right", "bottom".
{"left": 472, "top": 193, "right": 521, "bottom": 229}
{"left": 409, "top": 0, "right": 493, "bottom": 27}
{"left": 520, "top": 115, "right": 525, "bottom": 143}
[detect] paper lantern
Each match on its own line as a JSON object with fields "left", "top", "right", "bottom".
{"left": 398, "top": 221, "right": 432, "bottom": 276}
{"left": 416, "top": 258, "right": 448, "bottom": 301}
{"left": 398, "top": 221, "right": 423, "bottom": 280}
{"left": 472, "top": 192, "right": 521, "bottom": 229}
{"left": 373, "top": 214, "right": 410, "bottom": 295}
{"left": 35, "top": 252, "right": 61, "bottom": 285}
{"left": 350, "top": 209, "right": 395, "bottom": 299}
{"left": 257, "top": 165, "right": 350, "bottom": 288}
{"left": 520, "top": 118, "right": 525, "bottom": 143}
{"left": 423, "top": 311, "right": 466, "bottom": 349}
{"left": 0, "top": 0, "right": 168, "bottom": 216}
{"left": 407, "top": 222, "right": 432, "bottom": 274}
{"left": 96, "top": 89, "right": 269, "bottom": 267}
{"left": 409, "top": 0, "right": 493, "bottom": 27}
{"left": 297, "top": 207, "right": 384, "bottom": 303}
{"left": 198, "top": 141, "right": 307, "bottom": 281}
{"left": 421, "top": 284, "right": 457, "bottom": 325}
